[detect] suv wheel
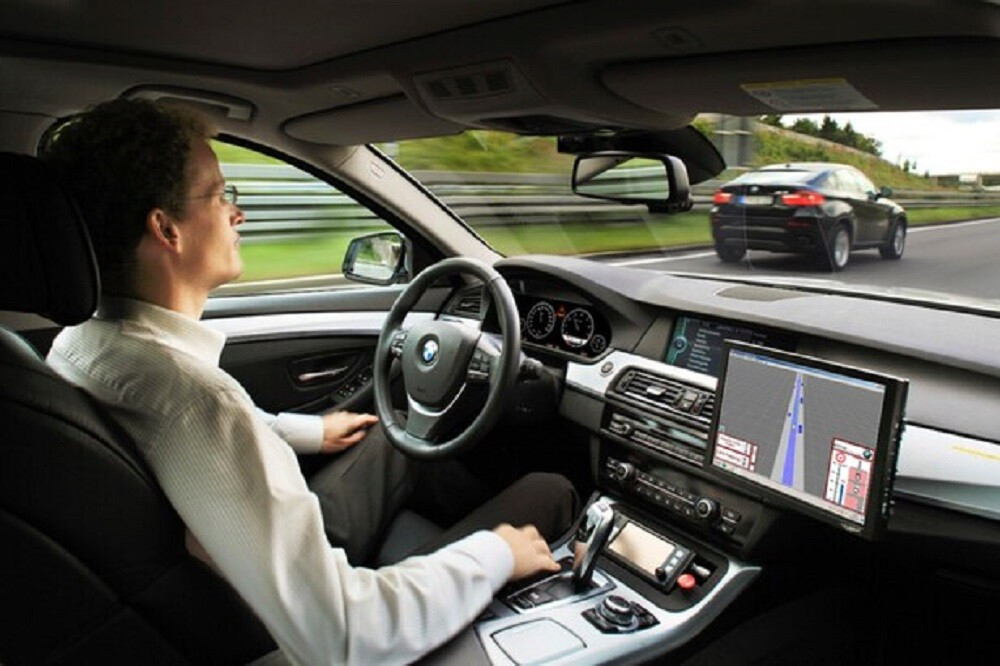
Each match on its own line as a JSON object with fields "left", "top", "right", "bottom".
{"left": 820, "top": 224, "right": 851, "bottom": 271}
{"left": 879, "top": 220, "right": 906, "bottom": 260}
{"left": 715, "top": 243, "right": 746, "bottom": 264}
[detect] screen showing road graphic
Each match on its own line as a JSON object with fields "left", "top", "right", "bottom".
{"left": 711, "top": 347, "right": 887, "bottom": 525}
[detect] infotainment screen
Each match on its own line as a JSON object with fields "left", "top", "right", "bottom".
{"left": 707, "top": 341, "right": 907, "bottom": 539}
{"left": 666, "top": 315, "right": 794, "bottom": 377}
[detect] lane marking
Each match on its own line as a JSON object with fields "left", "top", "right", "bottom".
{"left": 233, "top": 272, "right": 344, "bottom": 287}
{"left": 909, "top": 217, "right": 1000, "bottom": 234}
{"left": 951, "top": 445, "right": 1000, "bottom": 463}
{"left": 610, "top": 251, "right": 715, "bottom": 267}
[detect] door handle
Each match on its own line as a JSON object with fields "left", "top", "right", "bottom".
{"left": 297, "top": 367, "right": 349, "bottom": 383}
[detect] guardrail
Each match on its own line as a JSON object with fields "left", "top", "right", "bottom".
{"left": 222, "top": 164, "right": 1000, "bottom": 243}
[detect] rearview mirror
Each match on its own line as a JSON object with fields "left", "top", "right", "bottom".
{"left": 342, "top": 231, "right": 409, "bottom": 285}
{"left": 571, "top": 152, "right": 693, "bottom": 213}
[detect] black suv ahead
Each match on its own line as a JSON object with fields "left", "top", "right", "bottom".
{"left": 709, "top": 163, "right": 907, "bottom": 271}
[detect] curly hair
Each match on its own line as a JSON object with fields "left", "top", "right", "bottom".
{"left": 39, "top": 99, "right": 214, "bottom": 293}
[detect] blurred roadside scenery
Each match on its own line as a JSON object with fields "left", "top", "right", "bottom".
{"left": 216, "top": 113, "right": 1000, "bottom": 288}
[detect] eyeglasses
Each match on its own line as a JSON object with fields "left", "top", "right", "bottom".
{"left": 185, "top": 184, "right": 239, "bottom": 206}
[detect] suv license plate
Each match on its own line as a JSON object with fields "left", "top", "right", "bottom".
{"left": 739, "top": 195, "right": 772, "bottom": 206}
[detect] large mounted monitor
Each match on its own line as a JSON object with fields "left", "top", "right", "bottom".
{"left": 707, "top": 341, "right": 907, "bottom": 539}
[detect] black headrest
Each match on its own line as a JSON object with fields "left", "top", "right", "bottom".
{"left": 0, "top": 152, "right": 99, "bottom": 325}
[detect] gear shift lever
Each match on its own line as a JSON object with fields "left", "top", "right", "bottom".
{"left": 572, "top": 499, "right": 615, "bottom": 590}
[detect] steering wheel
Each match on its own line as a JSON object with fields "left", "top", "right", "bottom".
{"left": 373, "top": 257, "right": 521, "bottom": 460}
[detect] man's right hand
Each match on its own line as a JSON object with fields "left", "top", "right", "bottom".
{"left": 493, "top": 523, "right": 561, "bottom": 581}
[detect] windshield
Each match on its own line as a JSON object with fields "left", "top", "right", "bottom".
{"left": 389, "top": 110, "right": 1000, "bottom": 311}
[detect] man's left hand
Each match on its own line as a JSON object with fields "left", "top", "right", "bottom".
{"left": 320, "top": 411, "right": 379, "bottom": 453}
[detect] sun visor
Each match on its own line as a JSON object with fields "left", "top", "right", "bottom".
{"left": 284, "top": 94, "right": 463, "bottom": 145}
{"left": 602, "top": 38, "right": 1000, "bottom": 116}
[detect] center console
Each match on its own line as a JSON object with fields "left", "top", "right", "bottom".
{"left": 463, "top": 330, "right": 906, "bottom": 664}
{"left": 469, "top": 499, "right": 760, "bottom": 665}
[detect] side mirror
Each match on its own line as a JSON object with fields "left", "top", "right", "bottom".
{"left": 571, "top": 151, "right": 693, "bottom": 213}
{"left": 342, "top": 231, "right": 410, "bottom": 285}
{"left": 879, "top": 185, "right": 893, "bottom": 199}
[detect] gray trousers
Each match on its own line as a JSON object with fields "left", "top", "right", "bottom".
{"left": 307, "top": 425, "right": 578, "bottom": 565}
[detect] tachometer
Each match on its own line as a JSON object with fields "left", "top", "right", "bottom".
{"left": 561, "top": 308, "right": 595, "bottom": 348}
{"left": 525, "top": 301, "right": 556, "bottom": 340}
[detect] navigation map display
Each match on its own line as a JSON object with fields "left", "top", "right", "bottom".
{"left": 666, "top": 315, "right": 794, "bottom": 377}
{"left": 707, "top": 342, "right": 907, "bottom": 538}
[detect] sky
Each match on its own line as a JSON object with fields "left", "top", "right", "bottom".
{"left": 783, "top": 110, "right": 1000, "bottom": 176}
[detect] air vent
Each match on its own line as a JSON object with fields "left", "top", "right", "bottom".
{"left": 613, "top": 369, "right": 714, "bottom": 430}
{"left": 449, "top": 288, "right": 484, "bottom": 318}
{"left": 422, "top": 69, "right": 513, "bottom": 100}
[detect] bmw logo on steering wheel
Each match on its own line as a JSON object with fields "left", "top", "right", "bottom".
{"left": 420, "top": 339, "right": 439, "bottom": 365}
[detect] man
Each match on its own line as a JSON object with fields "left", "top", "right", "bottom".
{"left": 42, "top": 99, "right": 575, "bottom": 664}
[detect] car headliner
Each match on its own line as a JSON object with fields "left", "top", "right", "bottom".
{"left": 1, "top": 0, "right": 999, "bottom": 154}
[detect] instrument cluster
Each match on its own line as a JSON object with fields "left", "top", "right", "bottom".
{"left": 516, "top": 295, "right": 611, "bottom": 358}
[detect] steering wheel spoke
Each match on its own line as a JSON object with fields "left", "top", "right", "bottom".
{"left": 404, "top": 387, "right": 466, "bottom": 440}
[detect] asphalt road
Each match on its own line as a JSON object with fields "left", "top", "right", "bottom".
{"left": 219, "top": 217, "right": 1000, "bottom": 302}
{"left": 604, "top": 218, "right": 1000, "bottom": 303}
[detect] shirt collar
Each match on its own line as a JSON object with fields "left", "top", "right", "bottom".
{"left": 95, "top": 297, "right": 227, "bottom": 366}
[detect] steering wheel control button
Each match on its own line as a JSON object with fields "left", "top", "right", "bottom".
{"left": 390, "top": 332, "right": 407, "bottom": 357}
{"left": 467, "top": 351, "right": 492, "bottom": 383}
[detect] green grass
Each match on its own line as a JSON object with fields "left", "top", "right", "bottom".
{"left": 211, "top": 141, "right": 284, "bottom": 165}
{"left": 906, "top": 206, "right": 1000, "bottom": 226}
{"left": 753, "top": 129, "right": 941, "bottom": 190}
{"left": 235, "top": 207, "right": 1000, "bottom": 282}
{"left": 238, "top": 235, "right": 355, "bottom": 281}
{"left": 477, "top": 213, "right": 708, "bottom": 256}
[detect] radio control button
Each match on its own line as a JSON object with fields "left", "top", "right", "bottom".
{"left": 695, "top": 497, "right": 719, "bottom": 521}
{"left": 612, "top": 462, "right": 635, "bottom": 482}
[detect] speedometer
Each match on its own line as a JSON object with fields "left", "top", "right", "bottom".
{"left": 561, "top": 308, "right": 595, "bottom": 348}
{"left": 525, "top": 301, "right": 556, "bottom": 339}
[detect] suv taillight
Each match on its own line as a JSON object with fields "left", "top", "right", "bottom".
{"left": 781, "top": 190, "right": 825, "bottom": 206}
{"left": 713, "top": 190, "right": 733, "bottom": 204}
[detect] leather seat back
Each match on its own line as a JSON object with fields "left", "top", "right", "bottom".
{"left": 0, "top": 152, "right": 275, "bottom": 664}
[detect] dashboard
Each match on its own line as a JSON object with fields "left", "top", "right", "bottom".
{"left": 438, "top": 255, "right": 1000, "bottom": 664}
{"left": 456, "top": 255, "right": 1000, "bottom": 540}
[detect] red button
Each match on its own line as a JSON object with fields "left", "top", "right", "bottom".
{"left": 676, "top": 573, "right": 697, "bottom": 591}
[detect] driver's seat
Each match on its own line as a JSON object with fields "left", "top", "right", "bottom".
{"left": 0, "top": 153, "right": 276, "bottom": 664}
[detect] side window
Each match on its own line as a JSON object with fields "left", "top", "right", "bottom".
{"left": 212, "top": 141, "right": 404, "bottom": 296}
{"left": 852, "top": 170, "right": 877, "bottom": 196}
{"left": 832, "top": 170, "right": 853, "bottom": 193}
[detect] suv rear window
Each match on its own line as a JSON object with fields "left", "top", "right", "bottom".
{"left": 729, "top": 169, "right": 818, "bottom": 186}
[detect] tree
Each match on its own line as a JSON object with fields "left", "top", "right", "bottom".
{"left": 760, "top": 114, "right": 784, "bottom": 128}
{"left": 790, "top": 118, "right": 820, "bottom": 135}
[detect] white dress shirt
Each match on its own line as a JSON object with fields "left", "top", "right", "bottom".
{"left": 47, "top": 297, "right": 513, "bottom": 665}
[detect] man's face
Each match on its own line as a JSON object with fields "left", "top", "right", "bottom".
{"left": 175, "top": 138, "right": 244, "bottom": 291}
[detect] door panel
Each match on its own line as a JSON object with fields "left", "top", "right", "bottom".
{"left": 221, "top": 336, "right": 376, "bottom": 414}
{"left": 207, "top": 285, "right": 450, "bottom": 414}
